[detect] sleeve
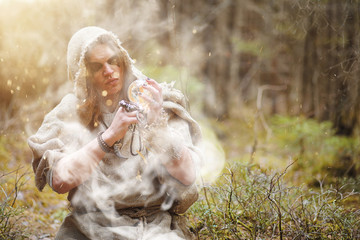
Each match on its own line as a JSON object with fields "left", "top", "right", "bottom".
{"left": 152, "top": 83, "right": 203, "bottom": 214}
{"left": 27, "top": 94, "right": 89, "bottom": 191}
{"left": 164, "top": 115, "right": 202, "bottom": 214}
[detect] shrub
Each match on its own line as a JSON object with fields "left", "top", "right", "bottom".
{"left": 0, "top": 169, "right": 29, "bottom": 240}
{"left": 188, "top": 162, "right": 360, "bottom": 239}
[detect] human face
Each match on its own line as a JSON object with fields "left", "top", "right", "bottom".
{"left": 87, "top": 44, "right": 124, "bottom": 99}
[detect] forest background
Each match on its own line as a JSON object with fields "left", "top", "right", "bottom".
{"left": 1, "top": 0, "right": 360, "bottom": 239}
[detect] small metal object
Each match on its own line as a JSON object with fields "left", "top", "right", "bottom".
{"left": 113, "top": 140, "right": 127, "bottom": 159}
{"left": 117, "top": 100, "right": 145, "bottom": 157}
{"left": 119, "top": 100, "right": 140, "bottom": 112}
{"left": 119, "top": 100, "right": 146, "bottom": 125}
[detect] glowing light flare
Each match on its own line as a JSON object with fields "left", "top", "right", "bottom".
{"left": 42, "top": 78, "right": 49, "bottom": 84}
{"left": 102, "top": 90, "right": 108, "bottom": 97}
{"left": 196, "top": 123, "right": 226, "bottom": 185}
{"left": 197, "top": 140, "right": 226, "bottom": 185}
{"left": 106, "top": 99, "right": 113, "bottom": 106}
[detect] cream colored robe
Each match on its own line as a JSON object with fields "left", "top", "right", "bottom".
{"left": 28, "top": 27, "right": 201, "bottom": 240}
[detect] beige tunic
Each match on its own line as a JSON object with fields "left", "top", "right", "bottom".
{"left": 28, "top": 86, "right": 201, "bottom": 239}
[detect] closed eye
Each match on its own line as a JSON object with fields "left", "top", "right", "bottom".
{"left": 87, "top": 55, "right": 120, "bottom": 74}
{"left": 107, "top": 56, "right": 120, "bottom": 66}
{"left": 88, "top": 62, "right": 103, "bottom": 73}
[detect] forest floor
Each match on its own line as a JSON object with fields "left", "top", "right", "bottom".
{"left": 1, "top": 115, "right": 360, "bottom": 239}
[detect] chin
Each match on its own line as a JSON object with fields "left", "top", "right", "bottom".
{"left": 109, "top": 86, "right": 122, "bottom": 96}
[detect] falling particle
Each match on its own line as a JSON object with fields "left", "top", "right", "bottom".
{"left": 16, "top": 86, "right": 21, "bottom": 91}
{"left": 32, "top": 84, "right": 35, "bottom": 89}
{"left": 102, "top": 90, "right": 108, "bottom": 97}
{"left": 106, "top": 99, "right": 113, "bottom": 106}
{"left": 26, "top": 118, "right": 29, "bottom": 122}
{"left": 208, "top": 52, "right": 212, "bottom": 57}
{"left": 137, "top": 151, "right": 148, "bottom": 165}
{"left": 0, "top": 58, "right": 3, "bottom": 62}
{"left": 7, "top": 80, "right": 12, "bottom": 86}
{"left": 156, "top": 50, "right": 160, "bottom": 55}
{"left": 10, "top": 90, "right": 14, "bottom": 94}
{"left": 76, "top": 104, "right": 80, "bottom": 109}
{"left": 113, "top": 72, "right": 120, "bottom": 78}
{"left": 136, "top": 170, "right": 142, "bottom": 182}
{"left": 192, "top": 28, "right": 197, "bottom": 34}
{"left": 94, "top": 121, "right": 99, "bottom": 128}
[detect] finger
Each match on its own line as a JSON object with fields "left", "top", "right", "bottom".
{"left": 140, "top": 93, "right": 162, "bottom": 109}
{"left": 146, "top": 78, "right": 162, "bottom": 93}
{"left": 143, "top": 84, "right": 158, "bottom": 97}
{"left": 143, "top": 84, "right": 163, "bottom": 103}
{"left": 125, "top": 116, "right": 138, "bottom": 125}
{"left": 125, "top": 111, "right": 138, "bottom": 117}
{"left": 115, "top": 108, "right": 138, "bottom": 123}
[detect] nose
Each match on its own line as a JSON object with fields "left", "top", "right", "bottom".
{"left": 103, "top": 63, "right": 114, "bottom": 76}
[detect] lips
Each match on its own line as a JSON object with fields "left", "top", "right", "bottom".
{"left": 104, "top": 71, "right": 121, "bottom": 88}
{"left": 106, "top": 78, "right": 119, "bottom": 86}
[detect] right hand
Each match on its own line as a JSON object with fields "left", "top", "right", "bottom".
{"left": 102, "top": 107, "right": 138, "bottom": 146}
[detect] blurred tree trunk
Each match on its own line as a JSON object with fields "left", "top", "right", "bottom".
{"left": 325, "top": 0, "right": 359, "bottom": 136}
{"left": 331, "top": 0, "right": 359, "bottom": 135}
{"left": 301, "top": 11, "right": 317, "bottom": 117}
{"left": 157, "top": 0, "right": 238, "bottom": 119}
{"left": 202, "top": 0, "right": 232, "bottom": 119}
{"left": 300, "top": 0, "right": 360, "bottom": 136}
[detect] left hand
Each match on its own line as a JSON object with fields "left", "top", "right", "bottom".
{"left": 141, "top": 78, "right": 163, "bottom": 124}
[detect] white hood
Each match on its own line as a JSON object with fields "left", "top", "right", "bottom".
{"left": 66, "top": 26, "right": 146, "bottom": 101}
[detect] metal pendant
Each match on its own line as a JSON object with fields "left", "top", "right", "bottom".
{"left": 113, "top": 141, "right": 127, "bottom": 159}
